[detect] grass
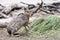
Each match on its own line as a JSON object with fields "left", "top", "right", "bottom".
{"left": 29, "top": 15, "right": 60, "bottom": 36}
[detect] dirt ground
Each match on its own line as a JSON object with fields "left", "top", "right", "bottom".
{"left": 0, "top": 29, "right": 60, "bottom": 40}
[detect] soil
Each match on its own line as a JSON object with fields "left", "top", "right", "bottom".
{"left": 0, "top": 27, "right": 60, "bottom": 40}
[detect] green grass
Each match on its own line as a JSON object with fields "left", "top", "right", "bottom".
{"left": 29, "top": 15, "right": 60, "bottom": 36}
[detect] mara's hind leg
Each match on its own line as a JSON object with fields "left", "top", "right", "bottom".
{"left": 7, "top": 26, "right": 22, "bottom": 36}
{"left": 7, "top": 27, "right": 12, "bottom": 36}
{"left": 7, "top": 27, "right": 16, "bottom": 36}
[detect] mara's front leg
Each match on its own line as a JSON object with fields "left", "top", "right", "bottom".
{"left": 24, "top": 25, "right": 29, "bottom": 33}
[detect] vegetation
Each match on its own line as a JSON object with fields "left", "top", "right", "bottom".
{"left": 29, "top": 15, "right": 60, "bottom": 36}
